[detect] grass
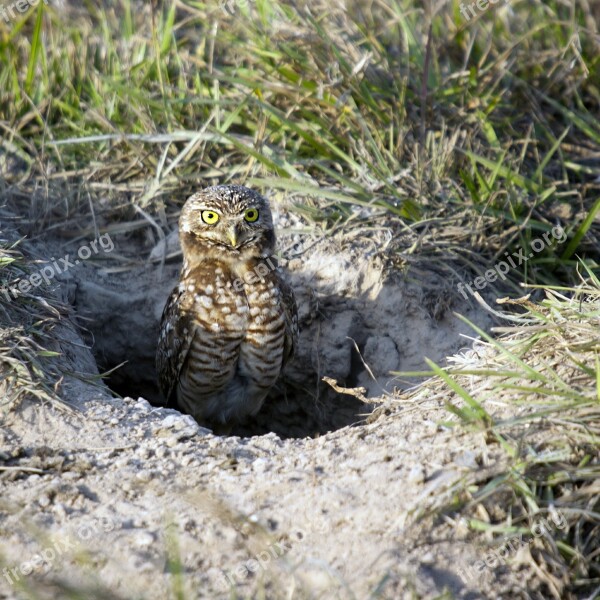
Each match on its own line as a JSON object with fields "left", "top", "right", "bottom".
{"left": 0, "top": 234, "right": 67, "bottom": 413}
{"left": 395, "top": 276, "right": 600, "bottom": 598}
{"left": 1, "top": 0, "right": 600, "bottom": 597}
{"left": 1, "top": 0, "right": 599, "bottom": 269}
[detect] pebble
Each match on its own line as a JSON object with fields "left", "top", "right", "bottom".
{"left": 138, "top": 426, "right": 152, "bottom": 438}
{"left": 54, "top": 503, "right": 69, "bottom": 519}
{"left": 407, "top": 465, "right": 426, "bottom": 484}
{"left": 136, "top": 446, "right": 153, "bottom": 460}
{"left": 135, "top": 470, "right": 153, "bottom": 483}
{"left": 454, "top": 450, "right": 479, "bottom": 469}
{"left": 133, "top": 398, "right": 153, "bottom": 412}
{"left": 161, "top": 415, "right": 184, "bottom": 429}
{"left": 252, "top": 458, "right": 270, "bottom": 473}
{"left": 155, "top": 446, "right": 169, "bottom": 458}
{"left": 38, "top": 494, "right": 52, "bottom": 508}
{"left": 180, "top": 454, "right": 194, "bottom": 467}
{"left": 137, "top": 561, "right": 157, "bottom": 573}
{"left": 166, "top": 436, "right": 181, "bottom": 448}
{"left": 134, "top": 530, "right": 155, "bottom": 548}
{"left": 121, "top": 480, "right": 134, "bottom": 493}
{"left": 114, "top": 457, "right": 130, "bottom": 469}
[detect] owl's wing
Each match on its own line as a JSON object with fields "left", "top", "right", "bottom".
{"left": 156, "top": 285, "right": 195, "bottom": 404}
{"left": 279, "top": 276, "right": 298, "bottom": 369}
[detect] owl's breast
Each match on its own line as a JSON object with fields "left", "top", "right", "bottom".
{"left": 237, "top": 271, "right": 287, "bottom": 383}
{"left": 176, "top": 270, "right": 247, "bottom": 405}
{"left": 183, "top": 264, "right": 249, "bottom": 333}
{"left": 171, "top": 260, "right": 291, "bottom": 425}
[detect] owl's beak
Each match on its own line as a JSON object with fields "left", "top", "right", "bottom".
{"left": 227, "top": 226, "right": 239, "bottom": 248}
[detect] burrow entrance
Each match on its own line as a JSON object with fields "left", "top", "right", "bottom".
{"left": 65, "top": 228, "right": 492, "bottom": 439}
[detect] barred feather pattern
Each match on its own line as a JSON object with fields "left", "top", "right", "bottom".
{"left": 156, "top": 185, "right": 298, "bottom": 427}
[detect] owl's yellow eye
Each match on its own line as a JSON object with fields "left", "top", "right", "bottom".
{"left": 244, "top": 208, "right": 259, "bottom": 223}
{"left": 201, "top": 210, "right": 220, "bottom": 225}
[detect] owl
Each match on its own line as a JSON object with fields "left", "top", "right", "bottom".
{"left": 156, "top": 185, "right": 298, "bottom": 431}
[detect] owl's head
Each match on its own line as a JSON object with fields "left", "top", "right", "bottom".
{"left": 179, "top": 185, "right": 275, "bottom": 261}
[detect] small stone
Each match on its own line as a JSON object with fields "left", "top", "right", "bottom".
{"left": 252, "top": 458, "right": 270, "bottom": 473}
{"left": 407, "top": 465, "right": 426, "bottom": 484}
{"left": 179, "top": 426, "right": 201, "bottom": 439}
{"left": 161, "top": 414, "right": 183, "bottom": 429}
{"left": 455, "top": 517, "right": 470, "bottom": 536}
{"left": 38, "top": 494, "right": 51, "bottom": 508}
{"left": 135, "top": 470, "right": 153, "bottom": 483}
{"left": 424, "top": 419, "right": 439, "bottom": 434}
{"left": 134, "top": 398, "right": 153, "bottom": 411}
{"left": 134, "top": 531, "right": 155, "bottom": 548}
{"left": 121, "top": 480, "right": 134, "bottom": 493}
{"left": 155, "top": 446, "right": 169, "bottom": 458}
{"left": 54, "top": 503, "right": 69, "bottom": 519}
{"left": 166, "top": 436, "right": 180, "bottom": 448}
{"left": 138, "top": 561, "right": 157, "bottom": 573}
{"left": 114, "top": 457, "right": 130, "bottom": 469}
{"left": 136, "top": 446, "right": 153, "bottom": 459}
{"left": 75, "top": 458, "right": 95, "bottom": 473}
{"left": 455, "top": 450, "right": 479, "bottom": 470}
{"left": 132, "top": 427, "right": 146, "bottom": 439}
{"left": 180, "top": 455, "right": 194, "bottom": 467}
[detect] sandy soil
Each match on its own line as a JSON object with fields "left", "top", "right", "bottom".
{"left": 0, "top": 208, "right": 532, "bottom": 599}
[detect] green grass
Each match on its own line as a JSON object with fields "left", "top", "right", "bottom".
{"left": 0, "top": 0, "right": 598, "bottom": 283}
{"left": 395, "top": 276, "right": 600, "bottom": 598}
{"left": 1, "top": 0, "right": 600, "bottom": 597}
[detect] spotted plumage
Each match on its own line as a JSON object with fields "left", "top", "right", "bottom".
{"left": 156, "top": 185, "right": 298, "bottom": 429}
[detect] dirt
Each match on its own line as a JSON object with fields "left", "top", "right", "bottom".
{"left": 0, "top": 205, "right": 530, "bottom": 599}
{"left": 66, "top": 204, "right": 494, "bottom": 438}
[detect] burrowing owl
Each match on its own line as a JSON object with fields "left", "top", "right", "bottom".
{"left": 156, "top": 185, "right": 298, "bottom": 430}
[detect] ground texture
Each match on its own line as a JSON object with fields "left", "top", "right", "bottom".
{"left": 0, "top": 217, "right": 531, "bottom": 600}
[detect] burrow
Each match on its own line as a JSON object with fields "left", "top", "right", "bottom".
{"left": 48, "top": 213, "right": 493, "bottom": 439}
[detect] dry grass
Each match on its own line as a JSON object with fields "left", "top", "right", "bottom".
{"left": 1, "top": 0, "right": 600, "bottom": 597}
{"left": 395, "top": 274, "right": 600, "bottom": 598}
{"left": 0, "top": 230, "right": 68, "bottom": 414}
{"left": 0, "top": 1, "right": 599, "bottom": 274}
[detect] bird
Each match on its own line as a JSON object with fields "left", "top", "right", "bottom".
{"left": 156, "top": 184, "right": 298, "bottom": 432}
